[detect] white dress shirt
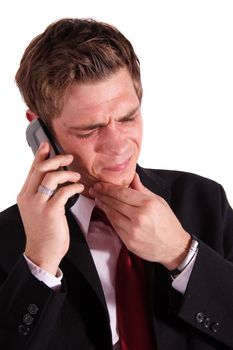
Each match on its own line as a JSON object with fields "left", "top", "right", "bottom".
{"left": 24, "top": 194, "right": 198, "bottom": 345}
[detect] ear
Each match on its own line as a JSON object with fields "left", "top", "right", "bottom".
{"left": 26, "top": 109, "right": 38, "bottom": 122}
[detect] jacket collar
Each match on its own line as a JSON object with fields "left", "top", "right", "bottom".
{"left": 136, "top": 165, "right": 171, "bottom": 203}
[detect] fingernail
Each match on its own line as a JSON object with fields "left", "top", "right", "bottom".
{"left": 79, "top": 184, "right": 85, "bottom": 192}
{"left": 39, "top": 142, "right": 46, "bottom": 150}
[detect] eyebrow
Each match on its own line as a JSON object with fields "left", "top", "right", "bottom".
{"left": 66, "top": 104, "right": 140, "bottom": 132}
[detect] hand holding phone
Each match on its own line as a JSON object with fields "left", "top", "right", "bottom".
{"left": 16, "top": 118, "right": 84, "bottom": 275}
{"left": 26, "top": 118, "right": 79, "bottom": 208}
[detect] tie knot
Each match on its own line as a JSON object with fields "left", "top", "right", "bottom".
{"left": 91, "top": 207, "right": 111, "bottom": 226}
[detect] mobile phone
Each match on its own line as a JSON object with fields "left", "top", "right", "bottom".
{"left": 26, "top": 118, "right": 79, "bottom": 208}
{"left": 26, "top": 118, "right": 62, "bottom": 157}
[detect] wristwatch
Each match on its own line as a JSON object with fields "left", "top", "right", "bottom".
{"left": 170, "top": 236, "right": 199, "bottom": 278}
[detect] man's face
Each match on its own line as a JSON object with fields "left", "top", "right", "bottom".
{"left": 52, "top": 68, "right": 143, "bottom": 196}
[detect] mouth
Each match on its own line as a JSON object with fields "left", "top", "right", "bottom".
{"left": 103, "top": 157, "right": 131, "bottom": 172}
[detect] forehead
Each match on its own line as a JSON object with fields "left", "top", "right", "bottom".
{"left": 58, "top": 68, "right": 139, "bottom": 124}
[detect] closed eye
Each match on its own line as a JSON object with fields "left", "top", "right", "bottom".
{"left": 120, "top": 113, "right": 139, "bottom": 123}
{"left": 67, "top": 105, "right": 141, "bottom": 139}
{"left": 74, "top": 129, "right": 98, "bottom": 139}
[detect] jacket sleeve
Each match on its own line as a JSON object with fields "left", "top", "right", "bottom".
{"left": 0, "top": 256, "right": 66, "bottom": 350}
{"left": 171, "top": 184, "right": 233, "bottom": 348}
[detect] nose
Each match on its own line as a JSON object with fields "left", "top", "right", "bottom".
{"left": 96, "top": 125, "right": 129, "bottom": 156}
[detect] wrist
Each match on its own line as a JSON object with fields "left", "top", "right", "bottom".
{"left": 162, "top": 231, "right": 192, "bottom": 270}
{"left": 24, "top": 249, "right": 61, "bottom": 276}
{"left": 170, "top": 235, "right": 199, "bottom": 277}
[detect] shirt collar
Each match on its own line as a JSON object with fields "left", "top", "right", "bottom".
{"left": 70, "top": 194, "right": 95, "bottom": 237}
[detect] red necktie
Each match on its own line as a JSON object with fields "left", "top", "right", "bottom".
{"left": 91, "top": 206, "right": 111, "bottom": 226}
{"left": 116, "top": 244, "right": 156, "bottom": 349}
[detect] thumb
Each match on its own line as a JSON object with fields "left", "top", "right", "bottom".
{"left": 130, "top": 173, "right": 148, "bottom": 193}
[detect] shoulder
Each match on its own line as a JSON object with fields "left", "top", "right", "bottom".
{"left": 158, "top": 168, "right": 220, "bottom": 191}
{"left": 139, "top": 166, "right": 221, "bottom": 190}
{"left": 0, "top": 204, "right": 25, "bottom": 259}
{"left": 137, "top": 165, "right": 224, "bottom": 206}
{"left": 0, "top": 204, "right": 23, "bottom": 226}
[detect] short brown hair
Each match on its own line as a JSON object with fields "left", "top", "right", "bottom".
{"left": 15, "top": 18, "right": 142, "bottom": 127}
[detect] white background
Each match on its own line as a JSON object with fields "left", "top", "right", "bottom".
{"left": 0, "top": 0, "right": 233, "bottom": 211}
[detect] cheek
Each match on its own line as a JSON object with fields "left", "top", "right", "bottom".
{"left": 58, "top": 136, "right": 95, "bottom": 169}
{"left": 128, "top": 120, "right": 143, "bottom": 149}
{"left": 115, "top": 118, "right": 143, "bottom": 145}
{"left": 71, "top": 144, "right": 96, "bottom": 169}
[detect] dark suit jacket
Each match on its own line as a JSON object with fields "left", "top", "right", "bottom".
{"left": 1, "top": 165, "right": 233, "bottom": 350}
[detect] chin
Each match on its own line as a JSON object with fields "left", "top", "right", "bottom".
{"left": 102, "top": 171, "right": 135, "bottom": 188}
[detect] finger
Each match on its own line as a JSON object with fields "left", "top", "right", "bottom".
{"left": 35, "top": 154, "right": 74, "bottom": 172}
{"left": 20, "top": 142, "right": 50, "bottom": 193}
{"left": 36, "top": 171, "right": 81, "bottom": 201}
{"left": 40, "top": 171, "right": 80, "bottom": 191}
{"left": 34, "top": 141, "right": 50, "bottom": 162}
{"left": 130, "top": 173, "right": 149, "bottom": 193}
{"left": 49, "top": 182, "right": 84, "bottom": 209}
{"left": 91, "top": 182, "right": 144, "bottom": 206}
{"left": 94, "top": 192, "right": 135, "bottom": 219}
{"left": 27, "top": 154, "right": 74, "bottom": 195}
{"left": 95, "top": 198, "right": 130, "bottom": 240}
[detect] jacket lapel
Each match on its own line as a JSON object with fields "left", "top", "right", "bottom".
{"left": 136, "top": 165, "right": 172, "bottom": 318}
{"left": 64, "top": 210, "right": 108, "bottom": 313}
{"left": 136, "top": 165, "right": 171, "bottom": 203}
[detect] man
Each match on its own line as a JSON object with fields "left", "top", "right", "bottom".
{"left": 0, "top": 18, "right": 233, "bottom": 350}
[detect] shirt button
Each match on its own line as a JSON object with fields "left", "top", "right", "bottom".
{"left": 23, "top": 314, "right": 34, "bottom": 325}
{"left": 195, "top": 312, "right": 205, "bottom": 323}
{"left": 18, "top": 324, "right": 30, "bottom": 336}
{"left": 28, "top": 304, "right": 39, "bottom": 315}
{"left": 211, "top": 322, "right": 220, "bottom": 333}
{"left": 203, "top": 317, "right": 211, "bottom": 328}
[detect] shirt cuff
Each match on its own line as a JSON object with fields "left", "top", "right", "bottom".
{"left": 23, "top": 253, "right": 63, "bottom": 292}
{"left": 172, "top": 251, "right": 198, "bottom": 294}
